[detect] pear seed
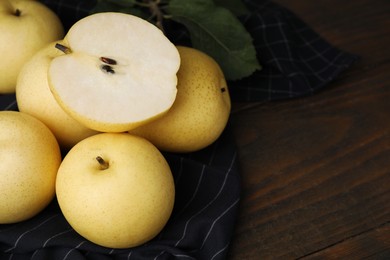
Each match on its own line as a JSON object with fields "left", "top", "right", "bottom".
{"left": 100, "top": 57, "right": 117, "bottom": 65}
{"left": 101, "top": 65, "right": 115, "bottom": 74}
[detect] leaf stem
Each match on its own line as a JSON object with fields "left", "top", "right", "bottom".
{"left": 135, "top": 0, "right": 166, "bottom": 32}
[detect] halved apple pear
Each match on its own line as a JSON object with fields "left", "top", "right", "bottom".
{"left": 48, "top": 12, "right": 180, "bottom": 132}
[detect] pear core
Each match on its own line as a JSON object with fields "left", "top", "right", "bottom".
{"left": 48, "top": 12, "right": 180, "bottom": 132}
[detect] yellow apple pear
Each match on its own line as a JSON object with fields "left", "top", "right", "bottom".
{"left": 48, "top": 12, "right": 180, "bottom": 132}
{"left": 0, "top": 111, "right": 61, "bottom": 224}
{"left": 56, "top": 133, "right": 175, "bottom": 248}
{"left": 0, "top": 0, "right": 64, "bottom": 93}
{"left": 16, "top": 41, "right": 99, "bottom": 150}
{"left": 129, "top": 46, "right": 231, "bottom": 153}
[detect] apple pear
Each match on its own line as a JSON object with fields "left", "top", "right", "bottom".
{"left": 48, "top": 12, "right": 180, "bottom": 132}
{"left": 129, "top": 46, "right": 231, "bottom": 153}
{"left": 16, "top": 41, "right": 99, "bottom": 150}
{"left": 56, "top": 133, "right": 175, "bottom": 248}
{"left": 0, "top": 0, "right": 64, "bottom": 93}
{"left": 0, "top": 111, "right": 61, "bottom": 224}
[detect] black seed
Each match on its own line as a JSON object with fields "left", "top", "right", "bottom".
{"left": 101, "top": 65, "right": 115, "bottom": 74}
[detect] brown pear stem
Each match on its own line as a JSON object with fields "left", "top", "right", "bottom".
{"left": 14, "top": 9, "right": 21, "bottom": 16}
{"left": 55, "top": 43, "right": 72, "bottom": 54}
{"left": 96, "top": 156, "right": 109, "bottom": 170}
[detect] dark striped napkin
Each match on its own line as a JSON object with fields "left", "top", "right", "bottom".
{"left": 0, "top": 0, "right": 357, "bottom": 259}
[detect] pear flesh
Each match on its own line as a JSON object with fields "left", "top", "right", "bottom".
{"left": 48, "top": 12, "right": 180, "bottom": 132}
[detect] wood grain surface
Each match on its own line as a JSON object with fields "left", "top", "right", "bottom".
{"left": 227, "top": 0, "right": 390, "bottom": 259}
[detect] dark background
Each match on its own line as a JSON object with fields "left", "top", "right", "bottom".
{"left": 228, "top": 0, "right": 390, "bottom": 258}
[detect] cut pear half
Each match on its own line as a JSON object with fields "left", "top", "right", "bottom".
{"left": 48, "top": 12, "right": 180, "bottom": 132}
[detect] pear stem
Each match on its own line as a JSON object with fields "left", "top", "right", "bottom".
{"left": 55, "top": 43, "right": 72, "bottom": 54}
{"left": 14, "top": 9, "right": 21, "bottom": 16}
{"left": 96, "top": 156, "right": 109, "bottom": 170}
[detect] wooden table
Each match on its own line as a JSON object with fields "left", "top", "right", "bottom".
{"left": 228, "top": 0, "right": 390, "bottom": 258}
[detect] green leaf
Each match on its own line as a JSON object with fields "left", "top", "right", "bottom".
{"left": 213, "top": 0, "right": 250, "bottom": 16}
{"left": 90, "top": 1, "right": 117, "bottom": 13}
{"left": 96, "top": 0, "right": 136, "bottom": 8}
{"left": 167, "top": 0, "right": 261, "bottom": 80}
{"left": 90, "top": 0, "right": 148, "bottom": 19}
{"left": 109, "top": 0, "right": 137, "bottom": 7}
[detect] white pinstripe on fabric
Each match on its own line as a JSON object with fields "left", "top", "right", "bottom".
{"left": 62, "top": 240, "right": 87, "bottom": 260}
{"left": 4, "top": 214, "right": 60, "bottom": 253}
{"left": 174, "top": 152, "right": 237, "bottom": 248}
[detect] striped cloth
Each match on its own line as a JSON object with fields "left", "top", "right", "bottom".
{"left": 0, "top": 0, "right": 357, "bottom": 259}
